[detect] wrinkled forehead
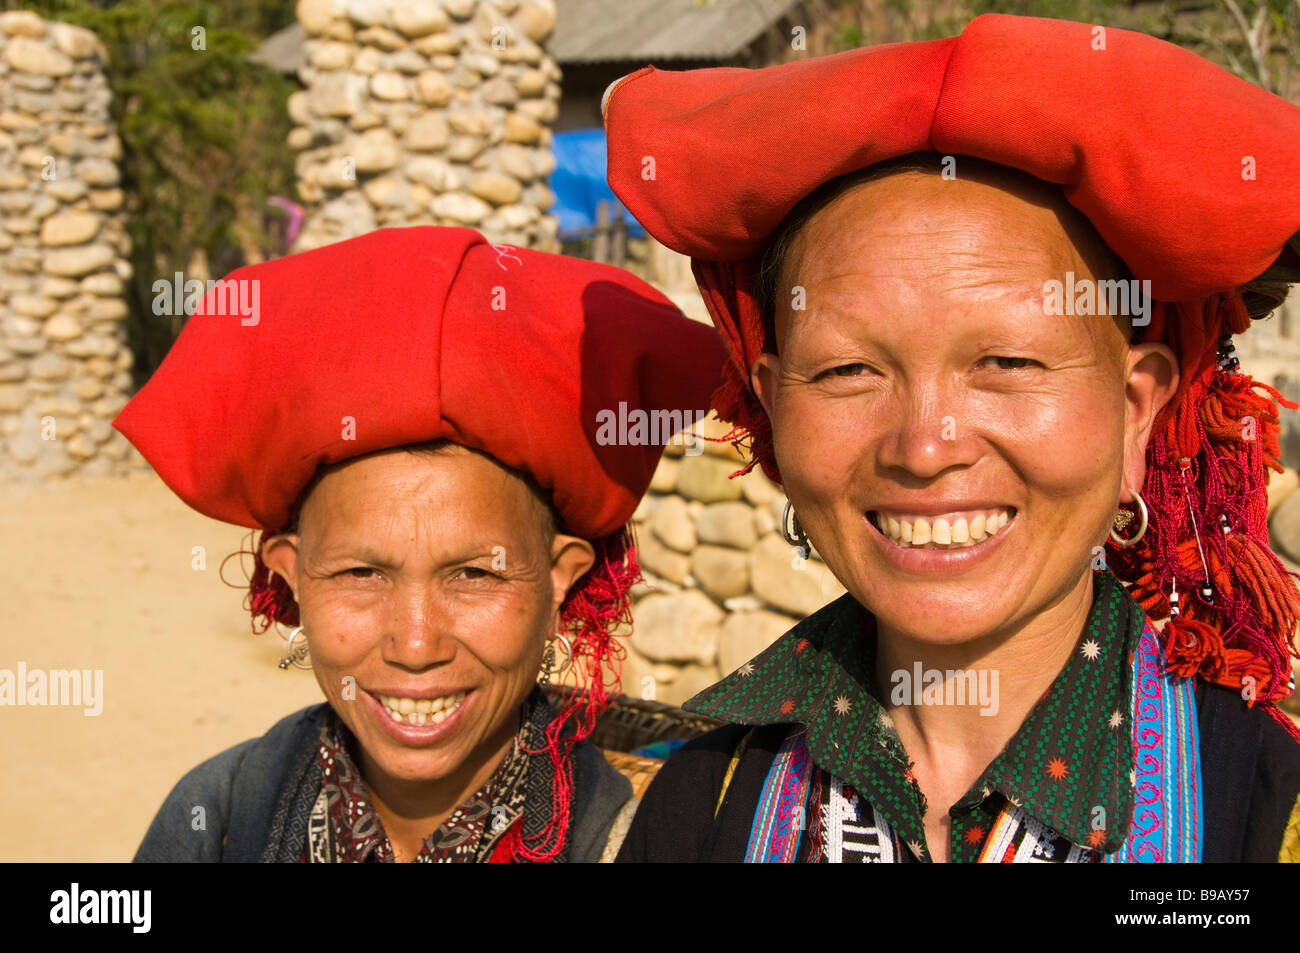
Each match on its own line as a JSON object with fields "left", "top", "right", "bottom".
{"left": 770, "top": 165, "right": 1131, "bottom": 358}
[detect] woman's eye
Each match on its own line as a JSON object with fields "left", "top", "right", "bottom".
{"left": 820, "top": 363, "right": 867, "bottom": 379}
{"left": 459, "top": 566, "right": 493, "bottom": 580}
{"left": 340, "top": 567, "right": 379, "bottom": 579}
{"left": 984, "top": 356, "right": 1036, "bottom": 370}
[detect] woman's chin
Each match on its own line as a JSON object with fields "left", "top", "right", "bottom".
{"left": 858, "top": 579, "right": 1023, "bottom": 647}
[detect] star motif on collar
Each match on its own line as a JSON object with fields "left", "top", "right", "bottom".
{"left": 1008, "top": 793, "right": 1023, "bottom": 808}
{"left": 980, "top": 784, "right": 992, "bottom": 800}
{"left": 1108, "top": 710, "right": 1123, "bottom": 729}
{"left": 906, "top": 839, "right": 927, "bottom": 860}
{"left": 1130, "top": 769, "right": 1137, "bottom": 788}
{"left": 833, "top": 694, "right": 852, "bottom": 716}
{"left": 1081, "top": 639, "right": 1101, "bottom": 660}
{"left": 736, "top": 661, "right": 755, "bottom": 677}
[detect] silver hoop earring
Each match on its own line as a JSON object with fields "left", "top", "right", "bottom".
{"left": 781, "top": 500, "right": 810, "bottom": 554}
{"left": 275, "top": 623, "right": 312, "bottom": 670}
{"left": 1109, "top": 490, "right": 1149, "bottom": 548}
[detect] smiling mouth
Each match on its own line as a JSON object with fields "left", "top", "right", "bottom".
{"left": 374, "top": 691, "right": 467, "bottom": 727}
{"left": 868, "top": 507, "right": 1017, "bottom": 549}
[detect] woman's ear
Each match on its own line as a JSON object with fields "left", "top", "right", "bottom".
{"left": 260, "top": 533, "right": 302, "bottom": 601}
{"left": 548, "top": 533, "right": 596, "bottom": 616}
{"left": 751, "top": 352, "right": 781, "bottom": 421}
{"left": 1121, "top": 341, "right": 1180, "bottom": 502}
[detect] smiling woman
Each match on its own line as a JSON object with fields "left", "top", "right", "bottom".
{"left": 114, "top": 226, "right": 726, "bottom": 863}
{"left": 605, "top": 13, "right": 1300, "bottom": 863}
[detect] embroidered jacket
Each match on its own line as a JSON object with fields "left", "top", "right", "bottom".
{"left": 617, "top": 571, "right": 1300, "bottom": 863}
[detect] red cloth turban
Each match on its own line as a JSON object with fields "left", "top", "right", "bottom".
{"left": 114, "top": 226, "right": 724, "bottom": 540}
{"left": 604, "top": 13, "right": 1300, "bottom": 707}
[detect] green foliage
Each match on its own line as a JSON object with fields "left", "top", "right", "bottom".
{"left": 19, "top": 0, "right": 298, "bottom": 378}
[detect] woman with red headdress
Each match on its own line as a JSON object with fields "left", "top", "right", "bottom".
{"left": 116, "top": 226, "right": 724, "bottom": 862}
{"left": 605, "top": 14, "right": 1300, "bottom": 862}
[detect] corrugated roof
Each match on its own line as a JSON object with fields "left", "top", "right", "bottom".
{"left": 551, "top": 0, "right": 801, "bottom": 63}
{"left": 254, "top": 0, "right": 801, "bottom": 74}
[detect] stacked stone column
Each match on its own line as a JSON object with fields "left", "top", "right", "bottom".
{"left": 290, "top": 0, "right": 561, "bottom": 252}
{"left": 0, "top": 11, "right": 137, "bottom": 481}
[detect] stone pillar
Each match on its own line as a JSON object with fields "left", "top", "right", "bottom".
{"left": 0, "top": 10, "right": 138, "bottom": 481}
{"left": 290, "top": 0, "right": 561, "bottom": 252}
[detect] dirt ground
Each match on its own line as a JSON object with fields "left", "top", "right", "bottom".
{"left": 0, "top": 469, "right": 324, "bottom": 861}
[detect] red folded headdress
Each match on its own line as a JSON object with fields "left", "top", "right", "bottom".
{"left": 114, "top": 225, "right": 726, "bottom": 860}
{"left": 604, "top": 14, "right": 1300, "bottom": 709}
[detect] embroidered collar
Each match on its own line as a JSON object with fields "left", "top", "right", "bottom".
{"left": 686, "top": 570, "right": 1142, "bottom": 859}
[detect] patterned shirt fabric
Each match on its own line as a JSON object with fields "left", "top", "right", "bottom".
{"left": 305, "top": 694, "right": 533, "bottom": 863}
{"left": 687, "top": 569, "right": 1143, "bottom": 863}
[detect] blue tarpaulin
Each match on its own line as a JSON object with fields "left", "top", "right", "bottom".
{"left": 550, "top": 128, "right": 645, "bottom": 240}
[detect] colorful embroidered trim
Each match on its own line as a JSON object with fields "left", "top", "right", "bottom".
{"left": 1104, "top": 618, "right": 1203, "bottom": 863}
{"left": 744, "top": 726, "right": 812, "bottom": 862}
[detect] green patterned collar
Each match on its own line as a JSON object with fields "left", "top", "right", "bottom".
{"left": 686, "top": 570, "right": 1141, "bottom": 860}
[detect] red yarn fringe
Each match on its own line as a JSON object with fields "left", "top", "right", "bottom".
{"left": 1109, "top": 292, "right": 1300, "bottom": 705}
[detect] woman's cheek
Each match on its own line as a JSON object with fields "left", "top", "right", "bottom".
{"left": 1007, "top": 389, "right": 1123, "bottom": 495}
{"left": 301, "top": 590, "right": 385, "bottom": 666}
{"left": 774, "top": 391, "right": 870, "bottom": 494}
{"left": 451, "top": 588, "right": 549, "bottom": 671}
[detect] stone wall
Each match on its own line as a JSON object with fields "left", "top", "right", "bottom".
{"left": 623, "top": 416, "right": 846, "bottom": 707}
{"left": 289, "top": 0, "right": 561, "bottom": 252}
{"left": 0, "top": 10, "right": 137, "bottom": 482}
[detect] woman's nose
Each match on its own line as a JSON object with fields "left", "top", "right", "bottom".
{"left": 384, "top": 588, "right": 456, "bottom": 667}
{"left": 875, "top": 384, "right": 978, "bottom": 480}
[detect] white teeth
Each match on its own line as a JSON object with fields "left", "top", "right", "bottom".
{"left": 876, "top": 509, "right": 1012, "bottom": 549}
{"left": 378, "top": 691, "right": 466, "bottom": 724}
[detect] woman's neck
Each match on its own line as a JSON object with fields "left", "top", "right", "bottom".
{"left": 356, "top": 707, "right": 520, "bottom": 857}
{"left": 874, "top": 570, "right": 1096, "bottom": 858}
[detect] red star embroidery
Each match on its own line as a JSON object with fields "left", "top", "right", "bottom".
{"left": 796, "top": 639, "right": 811, "bottom": 654}
{"left": 1087, "top": 828, "right": 1107, "bottom": 848}
{"left": 964, "top": 825, "right": 986, "bottom": 846}
{"left": 1047, "top": 757, "right": 1069, "bottom": 781}
{"left": 779, "top": 698, "right": 795, "bottom": 716}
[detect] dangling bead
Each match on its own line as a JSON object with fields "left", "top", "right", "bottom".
{"left": 1169, "top": 578, "right": 1180, "bottom": 617}
{"left": 1200, "top": 582, "right": 1215, "bottom": 602}
{"left": 1219, "top": 514, "right": 1232, "bottom": 534}
{"left": 1216, "top": 335, "right": 1240, "bottom": 373}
